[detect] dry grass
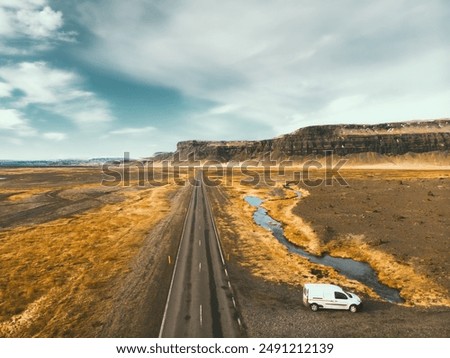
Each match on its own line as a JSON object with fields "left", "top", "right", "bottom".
{"left": 263, "top": 187, "right": 450, "bottom": 307}
{"left": 212, "top": 181, "right": 376, "bottom": 299}
{"left": 323, "top": 236, "right": 450, "bottom": 307}
{"left": 0, "top": 183, "right": 179, "bottom": 337}
{"left": 6, "top": 189, "right": 49, "bottom": 201}
{"left": 212, "top": 169, "right": 450, "bottom": 307}
{"left": 263, "top": 189, "right": 325, "bottom": 256}
{"left": 267, "top": 169, "right": 450, "bottom": 307}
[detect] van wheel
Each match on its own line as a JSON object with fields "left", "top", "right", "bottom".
{"left": 349, "top": 305, "right": 358, "bottom": 313}
{"left": 310, "top": 303, "right": 319, "bottom": 312}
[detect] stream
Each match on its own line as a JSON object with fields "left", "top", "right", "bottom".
{"left": 245, "top": 195, "right": 403, "bottom": 303}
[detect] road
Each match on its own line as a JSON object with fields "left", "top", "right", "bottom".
{"left": 159, "top": 175, "right": 242, "bottom": 338}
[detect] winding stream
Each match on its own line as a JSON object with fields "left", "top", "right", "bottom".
{"left": 245, "top": 195, "right": 403, "bottom": 303}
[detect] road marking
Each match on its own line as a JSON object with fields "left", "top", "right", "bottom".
{"left": 202, "top": 183, "right": 226, "bottom": 267}
{"left": 158, "top": 186, "right": 195, "bottom": 338}
{"left": 199, "top": 262, "right": 202, "bottom": 273}
{"left": 232, "top": 297, "right": 237, "bottom": 309}
{"left": 227, "top": 281, "right": 232, "bottom": 289}
{"left": 199, "top": 239, "right": 201, "bottom": 246}
{"left": 199, "top": 305, "right": 203, "bottom": 327}
{"left": 237, "top": 317, "right": 242, "bottom": 327}
{"left": 224, "top": 268, "right": 229, "bottom": 277}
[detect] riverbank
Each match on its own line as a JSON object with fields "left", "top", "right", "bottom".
{"left": 208, "top": 169, "right": 450, "bottom": 337}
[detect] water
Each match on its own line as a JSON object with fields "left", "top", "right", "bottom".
{"left": 245, "top": 195, "right": 404, "bottom": 303}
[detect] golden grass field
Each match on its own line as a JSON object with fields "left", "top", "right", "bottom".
{"left": 0, "top": 168, "right": 182, "bottom": 337}
{"left": 1, "top": 166, "right": 448, "bottom": 338}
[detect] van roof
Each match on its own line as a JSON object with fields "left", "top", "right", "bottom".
{"left": 304, "top": 283, "right": 343, "bottom": 291}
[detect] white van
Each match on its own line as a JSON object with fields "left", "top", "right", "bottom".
{"left": 303, "top": 283, "right": 362, "bottom": 313}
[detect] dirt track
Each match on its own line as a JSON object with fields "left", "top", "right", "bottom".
{"left": 0, "top": 168, "right": 119, "bottom": 230}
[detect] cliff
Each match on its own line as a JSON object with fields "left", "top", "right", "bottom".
{"left": 166, "top": 119, "right": 450, "bottom": 162}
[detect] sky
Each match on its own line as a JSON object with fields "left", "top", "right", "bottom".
{"left": 0, "top": 0, "right": 449, "bottom": 160}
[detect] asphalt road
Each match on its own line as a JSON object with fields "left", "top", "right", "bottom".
{"left": 159, "top": 176, "right": 242, "bottom": 338}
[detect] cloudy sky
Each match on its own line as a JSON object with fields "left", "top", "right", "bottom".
{"left": 0, "top": 0, "right": 449, "bottom": 160}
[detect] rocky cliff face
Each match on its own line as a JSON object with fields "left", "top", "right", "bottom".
{"left": 171, "top": 119, "right": 450, "bottom": 162}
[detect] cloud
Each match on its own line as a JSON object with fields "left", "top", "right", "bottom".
{"left": 69, "top": 107, "right": 115, "bottom": 125}
{"left": 0, "top": 0, "right": 47, "bottom": 8}
{"left": 207, "top": 104, "right": 241, "bottom": 116}
{"left": 78, "top": 0, "right": 450, "bottom": 136}
{"left": 42, "top": 132, "right": 67, "bottom": 141}
{"left": 0, "top": 80, "right": 13, "bottom": 97}
{"left": 108, "top": 126, "right": 155, "bottom": 136}
{"left": 0, "top": 108, "right": 36, "bottom": 136}
{"left": 0, "top": 61, "right": 114, "bottom": 125}
{"left": 15, "top": 5, "right": 63, "bottom": 38}
{"left": 0, "top": 0, "right": 74, "bottom": 55}
{"left": 0, "top": 62, "right": 81, "bottom": 105}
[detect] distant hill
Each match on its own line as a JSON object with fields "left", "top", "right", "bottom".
{"left": 0, "top": 158, "right": 123, "bottom": 167}
{"left": 158, "top": 119, "right": 449, "bottom": 165}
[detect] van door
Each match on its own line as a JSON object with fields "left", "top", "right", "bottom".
{"left": 320, "top": 289, "right": 335, "bottom": 309}
{"left": 327, "top": 291, "right": 350, "bottom": 310}
{"left": 303, "top": 287, "right": 308, "bottom": 306}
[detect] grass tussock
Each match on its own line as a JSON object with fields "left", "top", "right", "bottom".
{"left": 0, "top": 184, "right": 178, "bottom": 337}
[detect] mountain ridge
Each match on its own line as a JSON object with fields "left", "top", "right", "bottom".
{"left": 153, "top": 119, "right": 450, "bottom": 163}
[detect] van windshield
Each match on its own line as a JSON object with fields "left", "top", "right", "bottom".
{"left": 345, "top": 291, "right": 353, "bottom": 298}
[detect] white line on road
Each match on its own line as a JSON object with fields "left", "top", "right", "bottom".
{"left": 200, "top": 305, "right": 203, "bottom": 327}
{"left": 199, "top": 262, "right": 202, "bottom": 273}
{"left": 158, "top": 186, "right": 195, "bottom": 338}
{"left": 224, "top": 268, "right": 229, "bottom": 277}
{"left": 199, "top": 239, "right": 201, "bottom": 246}
{"left": 232, "top": 297, "right": 237, "bottom": 309}
{"left": 202, "top": 184, "right": 227, "bottom": 267}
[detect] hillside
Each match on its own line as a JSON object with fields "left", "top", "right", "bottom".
{"left": 154, "top": 119, "right": 450, "bottom": 164}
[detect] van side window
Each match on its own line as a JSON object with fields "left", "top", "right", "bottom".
{"left": 335, "top": 292, "right": 348, "bottom": 299}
